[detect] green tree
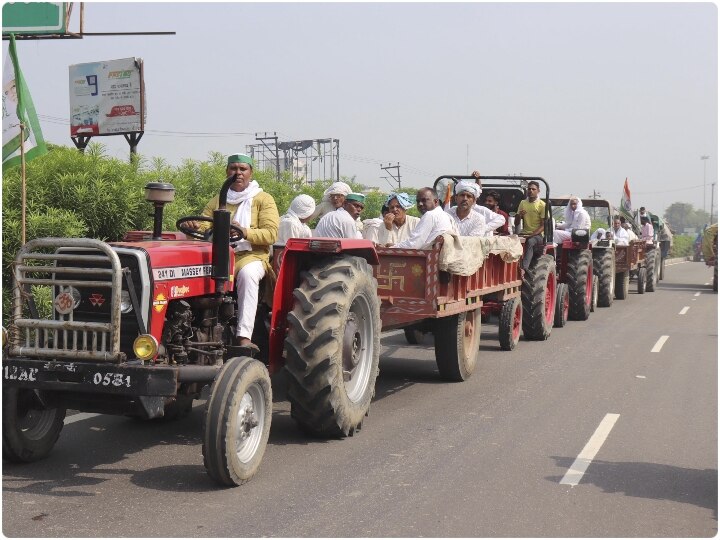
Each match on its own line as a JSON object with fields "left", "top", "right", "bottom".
{"left": 664, "top": 203, "right": 709, "bottom": 233}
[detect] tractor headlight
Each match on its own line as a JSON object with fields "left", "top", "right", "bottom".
{"left": 120, "top": 290, "right": 134, "bottom": 313}
{"left": 133, "top": 334, "right": 158, "bottom": 361}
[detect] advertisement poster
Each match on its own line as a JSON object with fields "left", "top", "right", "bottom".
{"left": 69, "top": 57, "right": 144, "bottom": 136}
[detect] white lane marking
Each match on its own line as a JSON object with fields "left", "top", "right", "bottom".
{"left": 635, "top": 375, "right": 646, "bottom": 379}
{"left": 560, "top": 413, "right": 620, "bottom": 487}
{"left": 651, "top": 335, "right": 669, "bottom": 353}
{"left": 679, "top": 307, "right": 690, "bottom": 315}
{"left": 382, "top": 330, "right": 403, "bottom": 338}
{"left": 704, "top": 282, "right": 710, "bottom": 286}
{"left": 694, "top": 292, "right": 701, "bottom": 297}
{"left": 64, "top": 412, "right": 100, "bottom": 425}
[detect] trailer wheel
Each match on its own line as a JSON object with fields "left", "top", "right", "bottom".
{"left": 202, "top": 356, "right": 272, "bottom": 486}
{"left": 433, "top": 307, "right": 481, "bottom": 381}
{"left": 499, "top": 297, "right": 522, "bottom": 351}
{"left": 615, "top": 271, "right": 629, "bottom": 300}
{"left": 590, "top": 275, "right": 599, "bottom": 312}
{"left": 646, "top": 249, "right": 658, "bottom": 292}
{"left": 522, "top": 255, "right": 556, "bottom": 341}
{"left": 554, "top": 283, "right": 569, "bottom": 328}
{"left": 404, "top": 328, "right": 426, "bottom": 345}
{"left": 2, "top": 388, "right": 65, "bottom": 463}
{"left": 713, "top": 263, "right": 718, "bottom": 292}
{"left": 593, "top": 249, "right": 615, "bottom": 307}
{"left": 637, "top": 267, "right": 646, "bottom": 294}
{"left": 567, "top": 250, "right": 592, "bottom": 320}
{"left": 285, "top": 256, "right": 381, "bottom": 437}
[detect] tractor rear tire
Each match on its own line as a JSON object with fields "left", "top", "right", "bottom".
{"left": 714, "top": 264, "right": 718, "bottom": 293}
{"left": 637, "top": 267, "right": 646, "bottom": 294}
{"left": 285, "top": 256, "right": 381, "bottom": 437}
{"left": 203, "top": 356, "right": 272, "bottom": 486}
{"left": 554, "top": 283, "right": 569, "bottom": 328}
{"left": 567, "top": 250, "right": 592, "bottom": 321}
{"left": 499, "top": 297, "right": 522, "bottom": 351}
{"left": 593, "top": 249, "right": 615, "bottom": 307}
{"left": 522, "top": 255, "right": 557, "bottom": 341}
{"left": 2, "top": 388, "right": 66, "bottom": 463}
{"left": 615, "top": 271, "right": 629, "bottom": 300}
{"left": 433, "top": 307, "right": 481, "bottom": 381}
{"left": 646, "top": 249, "right": 658, "bottom": 292}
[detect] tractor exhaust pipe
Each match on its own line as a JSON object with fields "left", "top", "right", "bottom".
{"left": 211, "top": 173, "right": 238, "bottom": 292}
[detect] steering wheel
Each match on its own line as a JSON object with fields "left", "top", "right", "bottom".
{"left": 176, "top": 216, "right": 245, "bottom": 241}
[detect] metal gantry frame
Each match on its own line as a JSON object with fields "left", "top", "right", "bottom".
{"left": 246, "top": 134, "right": 340, "bottom": 185}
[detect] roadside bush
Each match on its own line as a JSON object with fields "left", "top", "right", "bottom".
{"left": 670, "top": 235, "right": 693, "bottom": 258}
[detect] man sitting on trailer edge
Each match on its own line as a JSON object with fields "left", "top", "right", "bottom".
{"left": 469, "top": 170, "right": 507, "bottom": 233}
{"left": 391, "top": 187, "right": 456, "bottom": 249}
{"left": 514, "top": 180, "right": 546, "bottom": 278}
{"left": 377, "top": 192, "right": 420, "bottom": 246}
{"left": 314, "top": 193, "right": 365, "bottom": 239}
{"left": 445, "top": 180, "right": 491, "bottom": 236}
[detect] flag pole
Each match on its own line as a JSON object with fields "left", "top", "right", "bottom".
{"left": 20, "top": 121, "right": 26, "bottom": 245}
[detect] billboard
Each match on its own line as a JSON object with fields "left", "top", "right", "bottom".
{"left": 2, "top": 2, "right": 68, "bottom": 35}
{"left": 69, "top": 57, "right": 145, "bottom": 136}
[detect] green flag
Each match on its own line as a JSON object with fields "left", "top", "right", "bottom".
{"left": 2, "top": 33, "right": 47, "bottom": 171}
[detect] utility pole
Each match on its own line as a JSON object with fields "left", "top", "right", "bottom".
{"left": 381, "top": 163, "right": 401, "bottom": 191}
{"left": 711, "top": 182, "right": 716, "bottom": 224}
{"left": 587, "top": 190, "right": 601, "bottom": 220}
{"left": 701, "top": 155, "right": 710, "bottom": 215}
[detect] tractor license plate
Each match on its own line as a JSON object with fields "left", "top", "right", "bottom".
{"left": 3, "top": 364, "right": 39, "bottom": 382}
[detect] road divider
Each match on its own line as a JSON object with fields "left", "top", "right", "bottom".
{"left": 651, "top": 335, "right": 669, "bottom": 353}
{"left": 560, "top": 413, "right": 620, "bottom": 487}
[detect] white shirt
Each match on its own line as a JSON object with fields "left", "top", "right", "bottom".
{"left": 362, "top": 218, "right": 383, "bottom": 243}
{"left": 611, "top": 226, "right": 630, "bottom": 246}
{"left": 446, "top": 207, "right": 487, "bottom": 236}
{"left": 314, "top": 207, "right": 362, "bottom": 239}
{"left": 377, "top": 215, "right": 420, "bottom": 245}
{"left": 472, "top": 204, "right": 506, "bottom": 235}
{"left": 395, "top": 206, "right": 456, "bottom": 249}
{"left": 277, "top": 213, "right": 312, "bottom": 244}
{"left": 557, "top": 208, "right": 591, "bottom": 231}
{"left": 624, "top": 227, "right": 638, "bottom": 241}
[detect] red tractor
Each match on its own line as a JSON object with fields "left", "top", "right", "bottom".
{"left": 2, "top": 177, "right": 381, "bottom": 486}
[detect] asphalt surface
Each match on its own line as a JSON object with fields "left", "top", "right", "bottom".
{"left": 2, "top": 259, "right": 717, "bottom": 537}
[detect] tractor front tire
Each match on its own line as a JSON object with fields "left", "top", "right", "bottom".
{"left": 615, "top": 271, "right": 629, "bottom": 300}
{"left": 593, "top": 249, "right": 615, "bottom": 307}
{"left": 554, "top": 283, "right": 569, "bottom": 328}
{"left": 433, "top": 308, "right": 482, "bottom": 381}
{"left": 567, "top": 250, "right": 592, "bottom": 321}
{"left": 285, "top": 256, "right": 381, "bottom": 437}
{"left": 637, "top": 267, "right": 646, "bottom": 294}
{"left": 522, "top": 254, "right": 557, "bottom": 341}
{"left": 202, "top": 356, "right": 272, "bottom": 486}
{"left": 2, "top": 388, "right": 66, "bottom": 463}
{"left": 499, "top": 296, "right": 522, "bottom": 351}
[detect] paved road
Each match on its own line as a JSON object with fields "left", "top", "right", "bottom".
{"left": 3, "top": 260, "right": 716, "bottom": 537}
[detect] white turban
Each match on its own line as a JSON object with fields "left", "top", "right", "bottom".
{"left": 564, "top": 196, "right": 584, "bottom": 224}
{"left": 288, "top": 194, "right": 316, "bottom": 220}
{"left": 454, "top": 179, "right": 481, "bottom": 199}
{"left": 323, "top": 181, "right": 352, "bottom": 200}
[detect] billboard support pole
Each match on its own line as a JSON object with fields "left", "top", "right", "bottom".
{"left": 71, "top": 135, "right": 92, "bottom": 153}
{"left": 124, "top": 131, "right": 144, "bottom": 160}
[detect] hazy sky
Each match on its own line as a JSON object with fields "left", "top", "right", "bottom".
{"left": 3, "top": 2, "right": 718, "bottom": 216}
